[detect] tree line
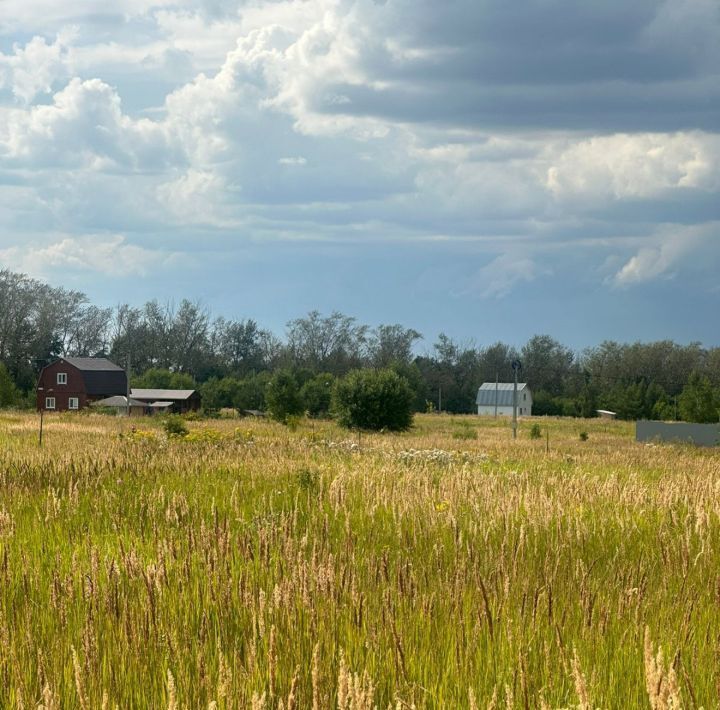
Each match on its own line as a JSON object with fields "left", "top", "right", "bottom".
{"left": 1, "top": 268, "right": 719, "bottom": 422}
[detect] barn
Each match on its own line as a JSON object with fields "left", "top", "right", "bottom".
{"left": 36, "top": 357, "right": 128, "bottom": 412}
{"left": 476, "top": 382, "right": 533, "bottom": 417}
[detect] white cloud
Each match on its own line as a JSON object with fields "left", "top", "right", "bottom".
{"left": 467, "top": 253, "right": 547, "bottom": 299}
{"left": 0, "top": 29, "right": 77, "bottom": 102}
{"left": 278, "top": 156, "right": 307, "bottom": 165}
{"left": 0, "top": 78, "right": 176, "bottom": 169}
{"left": 547, "top": 132, "right": 720, "bottom": 200}
{"left": 612, "top": 226, "right": 713, "bottom": 286}
{"left": 0, "top": 234, "right": 180, "bottom": 277}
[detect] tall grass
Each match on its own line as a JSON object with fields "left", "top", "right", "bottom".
{"left": 0, "top": 412, "right": 716, "bottom": 707}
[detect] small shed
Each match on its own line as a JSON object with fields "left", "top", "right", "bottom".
{"left": 91, "top": 395, "right": 150, "bottom": 416}
{"left": 476, "top": 383, "right": 532, "bottom": 417}
{"left": 596, "top": 409, "right": 617, "bottom": 420}
{"left": 130, "top": 389, "right": 201, "bottom": 413}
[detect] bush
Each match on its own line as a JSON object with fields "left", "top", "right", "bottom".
{"left": 266, "top": 370, "right": 304, "bottom": 423}
{"left": 332, "top": 369, "right": 414, "bottom": 431}
{"left": 529, "top": 423, "right": 542, "bottom": 439}
{"left": 300, "top": 373, "right": 335, "bottom": 417}
{"left": 163, "top": 415, "right": 189, "bottom": 437}
{"left": 579, "top": 431, "right": 589, "bottom": 442}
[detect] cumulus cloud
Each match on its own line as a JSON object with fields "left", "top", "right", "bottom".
{"left": 612, "top": 224, "right": 719, "bottom": 287}
{"left": 0, "top": 29, "right": 77, "bottom": 102}
{"left": 0, "top": 0, "right": 719, "bottom": 309}
{"left": 0, "top": 234, "right": 180, "bottom": 277}
{"left": 547, "top": 132, "right": 720, "bottom": 200}
{"left": 0, "top": 78, "right": 177, "bottom": 169}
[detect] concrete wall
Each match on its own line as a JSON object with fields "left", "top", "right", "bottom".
{"left": 636, "top": 420, "right": 720, "bottom": 447}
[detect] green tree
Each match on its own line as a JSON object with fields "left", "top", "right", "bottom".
{"left": 332, "top": 369, "right": 414, "bottom": 431}
{"left": 0, "top": 363, "right": 19, "bottom": 407}
{"left": 132, "top": 368, "right": 195, "bottom": 390}
{"left": 266, "top": 369, "right": 304, "bottom": 423}
{"left": 300, "top": 373, "right": 335, "bottom": 417}
{"left": 678, "top": 372, "right": 719, "bottom": 423}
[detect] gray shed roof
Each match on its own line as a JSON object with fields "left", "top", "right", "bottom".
{"left": 476, "top": 382, "right": 529, "bottom": 407}
{"left": 131, "top": 389, "right": 196, "bottom": 401}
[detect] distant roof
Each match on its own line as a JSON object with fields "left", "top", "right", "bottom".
{"left": 148, "top": 401, "right": 173, "bottom": 408}
{"left": 131, "top": 389, "right": 196, "bottom": 401}
{"left": 596, "top": 409, "right": 617, "bottom": 415}
{"left": 476, "top": 382, "right": 530, "bottom": 407}
{"left": 91, "top": 396, "right": 147, "bottom": 408}
{"left": 63, "top": 357, "right": 124, "bottom": 372}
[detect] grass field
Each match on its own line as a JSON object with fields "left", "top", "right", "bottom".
{"left": 0, "top": 411, "right": 717, "bottom": 708}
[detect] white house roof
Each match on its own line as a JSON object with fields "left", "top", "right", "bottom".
{"left": 476, "top": 382, "right": 529, "bottom": 407}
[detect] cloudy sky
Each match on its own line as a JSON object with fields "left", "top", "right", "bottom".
{"left": 1, "top": 0, "right": 719, "bottom": 348}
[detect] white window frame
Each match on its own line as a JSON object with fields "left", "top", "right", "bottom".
{"left": 57, "top": 372, "right": 67, "bottom": 385}
{"left": 45, "top": 397, "right": 56, "bottom": 410}
{"left": 68, "top": 397, "right": 79, "bottom": 410}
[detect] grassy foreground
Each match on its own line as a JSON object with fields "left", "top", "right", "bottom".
{"left": 0, "top": 411, "right": 717, "bottom": 708}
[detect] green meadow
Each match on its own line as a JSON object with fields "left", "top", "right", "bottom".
{"left": 0, "top": 411, "right": 715, "bottom": 708}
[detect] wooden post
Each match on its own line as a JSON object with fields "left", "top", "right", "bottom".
{"left": 39, "top": 409, "right": 44, "bottom": 447}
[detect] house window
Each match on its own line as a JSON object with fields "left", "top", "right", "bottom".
{"left": 523, "top": 393, "right": 526, "bottom": 401}
{"left": 57, "top": 373, "right": 67, "bottom": 385}
{"left": 68, "top": 397, "right": 79, "bottom": 410}
{"left": 45, "top": 397, "right": 56, "bottom": 409}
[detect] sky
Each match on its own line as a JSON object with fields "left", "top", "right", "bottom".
{"left": 0, "top": 0, "right": 719, "bottom": 350}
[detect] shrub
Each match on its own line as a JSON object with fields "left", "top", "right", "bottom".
{"left": 530, "top": 423, "right": 542, "bottom": 439}
{"left": 266, "top": 370, "right": 304, "bottom": 424}
{"left": 332, "top": 369, "right": 414, "bottom": 431}
{"left": 300, "top": 373, "right": 335, "bottom": 417}
{"left": 163, "top": 415, "right": 189, "bottom": 437}
{"left": 579, "top": 431, "right": 589, "bottom": 441}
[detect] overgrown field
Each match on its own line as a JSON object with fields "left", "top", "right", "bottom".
{"left": 0, "top": 411, "right": 717, "bottom": 708}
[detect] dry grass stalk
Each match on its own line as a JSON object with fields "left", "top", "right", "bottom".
{"left": 571, "top": 648, "right": 591, "bottom": 710}
{"left": 644, "top": 627, "right": 682, "bottom": 710}
{"left": 167, "top": 669, "right": 178, "bottom": 710}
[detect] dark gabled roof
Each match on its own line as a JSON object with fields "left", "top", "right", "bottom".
{"left": 476, "top": 382, "right": 530, "bottom": 407}
{"left": 63, "top": 357, "right": 124, "bottom": 372}
{"left": 51, "top": 357, "right": 127, "bottom": 396}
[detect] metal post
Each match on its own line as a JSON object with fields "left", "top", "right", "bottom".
{"left": 126, "top": 355, "right": 131, "bottom": 417}
{"left": 511, "top": 360, "right": 521, "bottom": 440}
{"left": 39, "top": 409, "right": 44, "bottom": 447}
{"left": 494, "top": 372, "right": 498, "bottom": 419}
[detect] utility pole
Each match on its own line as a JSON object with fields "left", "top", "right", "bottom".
{"left": 39, "top": 409, "right": 44, "bottom": 447}
{"left": 494, "top": 372, "right": 498, "bottom": 419}
{"left": 126, "top": 354, "right": 131, "bottom": 417}
{"left": 511, "top": 360, "right": 522, "bottom": 440}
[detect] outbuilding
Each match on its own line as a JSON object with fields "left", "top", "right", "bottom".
{"left": 130, "top": 388, "right": 201, "bottom": 413}
{"left": 476, "top": 382, "right": 533, "bottom": 417}
{"left": 36, "top": 357, "right": 128, "bottom": 412}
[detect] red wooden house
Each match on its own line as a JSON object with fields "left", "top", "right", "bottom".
{"left": 36, "top": 357, "right": 128, "bottom": 412}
